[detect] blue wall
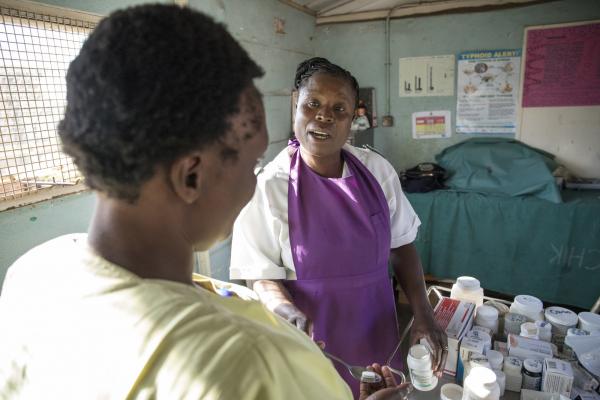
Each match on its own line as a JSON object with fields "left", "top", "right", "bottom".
{"left": 314, "top": 0, "right": 600, "bottom": 172}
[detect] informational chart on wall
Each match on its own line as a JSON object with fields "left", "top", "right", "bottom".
{"left": 522, "top": 22, "right": 600, "bottom": 107}
{"left": 456, "top": 49, "right": 521, "bottom": 135}
{"left": 519, "top": 20, "right": 600, "bottom": 179}
{"left": 412, "top": 111, "right": 451, "bottom": 139}
{"left": 399, "top": 55, "right": 455, "bottom": 97}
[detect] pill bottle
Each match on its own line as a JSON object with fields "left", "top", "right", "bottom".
{"left": 504, "top": 313, "right": 528, "bottom": 337}
{"left": 407, "top": 344, "right": 438, "bottom": 391}
{"left": 578, "top": 312, "right": 600, "bottom": 334}
{"left": 467, "top": 329, "right": 492, "bottom": 354}
{"left": 503, "top": 356, "right": 522, "bottom": 392}
{"left": 545, "top": 306, "right": 578, "bottom": 351}
{"left": 441, "top": 383, "right": 463, "bottom": 400}
{"left": 484, "top": 300, "right": 510, "bottom": 339}
{"left": 510, "top": 295, "right": 544, "bottom": 322}
{"left": 535, "top": 320, "right": 552, "bottom": 342}
{"left": 476, "top": 305, "right": 499, "bottom": 336}
{"left": 563, "top": 327, "right": 589, "bottom": 359}
{"left": 462, "top": 367, "right": 500, "bottom": 400}
{"left": 521, "top": 359, "right": 542, "bottom": 391}
{"left": 451, "top": 276, "right": 484, "bottom": 308}
{"left": 520, "top": 322, "right": 539, "bottom": 340}
{"left": 486, "top": 350, "right": 503, "bottom": 372}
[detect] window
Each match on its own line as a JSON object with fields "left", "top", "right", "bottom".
{"left": 0, "top": 1, "right": 99, "bottom": 209}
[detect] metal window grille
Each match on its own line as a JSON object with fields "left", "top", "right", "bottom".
{"left": 0, "top": 5, "right": 96, "bottom": 202}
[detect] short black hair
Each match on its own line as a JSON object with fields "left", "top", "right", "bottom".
{"left": 293, "top": 57, "right": 359, "bottom": 106}
{"left": 59, "top": 4, "right": 263, "bottom": 201}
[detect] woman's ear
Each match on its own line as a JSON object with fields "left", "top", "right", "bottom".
{"left": 170, "top": 153, "right": 203, "bottom": 204}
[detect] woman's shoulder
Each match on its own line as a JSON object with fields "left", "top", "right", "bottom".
{"left": 344, "top": 144, "right": 396, "bottom": 180}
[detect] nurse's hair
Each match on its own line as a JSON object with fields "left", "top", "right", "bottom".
{"left": 294, "top": 57, "right": 359, "bottom": 106}
{"left": 58, "top": 4, "right": 263, "bottom": 202}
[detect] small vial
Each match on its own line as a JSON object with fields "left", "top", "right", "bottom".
{"left": 407, "top": 344, "right": 438, "bottom": 391}
{"left": 361, "top": 370, "right": 382, "bottom": 383}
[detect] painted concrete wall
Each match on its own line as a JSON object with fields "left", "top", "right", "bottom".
{"left": 0, "top": 0, "right": 315, "bottom": 288}
{"left": 313, "top": 0, "right": 600, "bottom": 172}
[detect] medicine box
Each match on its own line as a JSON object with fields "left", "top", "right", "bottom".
{"left": 507, "top": 333, "right": 553, "bottom": 361}
{"left": 426, "top": 297, "right": 475, "bottom": 376}
{"left": 542, "top": 359, "right": 573, "bottom": 398}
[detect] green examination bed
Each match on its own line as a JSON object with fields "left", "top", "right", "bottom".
{"left": 407, "top": 189, "right": 600, "bottom": 310}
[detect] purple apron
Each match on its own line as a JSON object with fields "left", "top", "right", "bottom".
{"left": 286, "top": 142, "right": 400, "bottom": 398}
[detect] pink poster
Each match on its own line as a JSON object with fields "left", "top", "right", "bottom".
{"left": 523, "top": 22, "right": 600, "bottom": 107}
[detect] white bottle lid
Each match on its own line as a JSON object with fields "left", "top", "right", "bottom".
{"left": 503, "top": 356, "right": 522, "bottom": 374}
{"left": 513, "top": 295, "right": 543, "bottom": 313}
{"left": 578, "top": 312, "right": 600, "bottom": 333}
{"left": 440, "top": 383, "right": 463, "bottom": 400}
{"left": 523, "top": 359, "right": 542, "bottom": 374}
{"left": 464, "top": 367, "right": 500, "bottom": 400}
{"left": 545, "top": 306, "right": 578, "bottom": 327}
{"left": 456, "top": 276, "right": 481, "bottom": 291}
{"left": 486, "top": 350, "right": 504, "bottom": 371}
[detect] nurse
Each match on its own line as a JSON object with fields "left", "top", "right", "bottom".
{"left": 231, "top": 57, "right": 447, "bottom": 396}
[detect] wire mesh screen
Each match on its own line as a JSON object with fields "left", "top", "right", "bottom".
{"left": 0, "top": 6, "right": 95, "bottom": 201}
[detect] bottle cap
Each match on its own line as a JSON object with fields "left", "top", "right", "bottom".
{"left": 523, "top": 359, "right": 542, "bottom": 374}
{"left": 513, "top": 295, "right": 543, "bottom": 313}
{"left": 578, "top": 312, "right": 600, "bottom": 332}
{"left": 457, "top": 276, "right": 481, "bottom": 290}
{"left": 545, "top": 307, "right": 578, "bottom": 327}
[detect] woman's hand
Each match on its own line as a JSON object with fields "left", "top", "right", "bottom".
{"left": 273, "top": 302, "right": 312, "bottom": 335}
{"left": 252, "top": 280, "right": 313, "bottom": 335}
{"left": 360, "top": 364, "right": 413, "bottom": 400}
{"left": 410, "top": 312, "right": 448, "bottom": 377}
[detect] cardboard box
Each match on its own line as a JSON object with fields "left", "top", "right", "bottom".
{"left": 457, "top": 336, "right": 486, "bottom": 383}
{"left": 542, "top": 359, "right": 574, "bottom": 397}
{"left": 425, "top": 297, "right": 475, "bottom": 376}
{"left": 507, "top": 333, "right": 554, "bottom": 361}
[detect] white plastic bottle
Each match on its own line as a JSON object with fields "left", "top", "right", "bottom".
{"left": 462, "top": 367, "right": 500, "bottom": 400}
{"left": 475, "top": 305, "right": 499, "bottom": 336}
{"left": 503, "top": 356, "right": 522, "bottom": 392}
{"left": 545, "top": 306, "right": 578, "bottom": 351}
{"left": 451, "top": 276, "right": 484, "bottom": 308}
{"left": 520, "top": 322, "right": 540, "bottom": 340}
{"left": 407, "top": 344, "right": 438, "bottom": 391}
{"left": 510, "top": 295, "right": 544, "bottom": 322}
{"left": 578, "top": 312, "right": 600, "bottom": 334}
{"left": 486, "top": 350, "right": 504, "bottom": 372}
{"left": 535, "top": 320, "right": 552, "bottom": 342}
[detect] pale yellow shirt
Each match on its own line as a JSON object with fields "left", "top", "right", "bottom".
{"left": 0, "top": 234, "right": 351, "bottom": 399}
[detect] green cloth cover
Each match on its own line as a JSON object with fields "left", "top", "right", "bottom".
{"left": 435, "top": 138, "right": 562, "bottom": 203}
{"left": 407, "top": 189, "right": 600, "bottom": 309}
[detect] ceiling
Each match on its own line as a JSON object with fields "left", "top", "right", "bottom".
{"left": 279, "top": 0, "right": 548, "bottom": 24}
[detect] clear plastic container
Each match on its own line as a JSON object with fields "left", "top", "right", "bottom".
{"left": 407, "top": 344, "right": 438, "bottom": 391}
{"left": 510, "top": 295, "right": 544, "bottom": 322}
{"left": 535, "top": 320, "right": 552, "bottom": 342}
{"left": 486, "top": 350, "right": 504, "bottom": 372}
{"left": 520, "top": 322, "right": 539, "bottom": 340}
{"left": 451, "top": 276, "right": 484, "bottom": 308}
{"left": 578, "top": 312, "right": 600, "bottom": 334}
{"left": 462, "top": 367, "right": 500, "bottom": 400}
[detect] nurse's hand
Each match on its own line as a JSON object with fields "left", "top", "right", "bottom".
{"left": 360, "top": 364, "right": 413, "bottom": 400}
{"left": 410, "top": 313, "right": 448, "bottom": 378}
{"left": 274, "top": 302, "right": 313, "bottom": 335}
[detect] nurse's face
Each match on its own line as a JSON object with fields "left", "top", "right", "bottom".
{"left": 293, "top": 72, "right": 355, "bottom": 161}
